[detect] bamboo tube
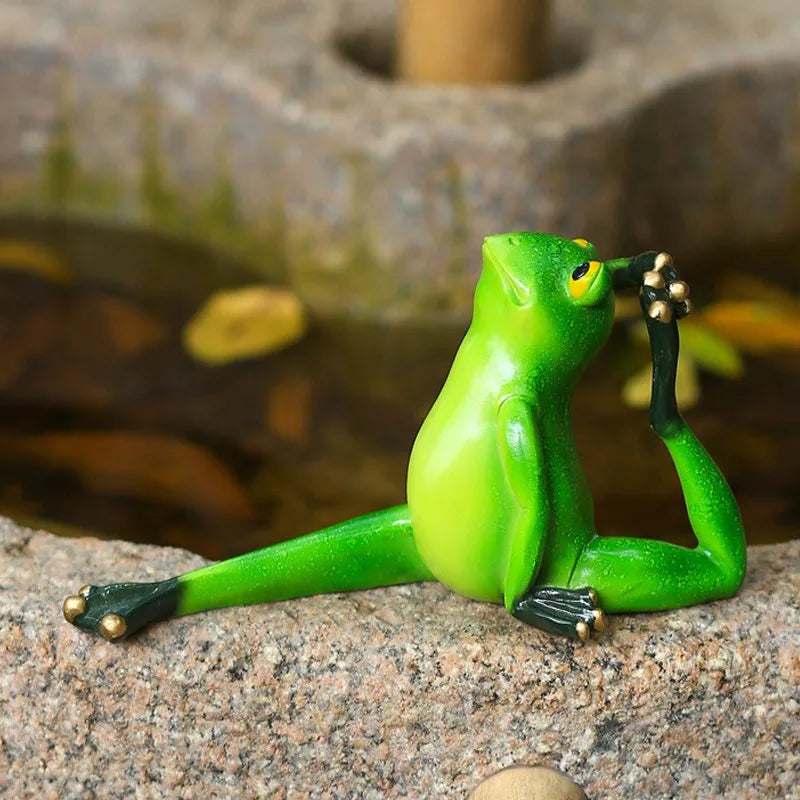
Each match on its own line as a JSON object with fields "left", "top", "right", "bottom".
{"left": 397, "top": 0, "right": 550, "bottom": 85}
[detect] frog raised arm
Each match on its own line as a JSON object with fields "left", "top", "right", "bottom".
{"left": 62, "top": 233, "right": 746, "bottom": 642}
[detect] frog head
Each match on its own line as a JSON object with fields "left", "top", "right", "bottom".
{"left": 475, "top": 232, "right": 616, "bottom": 381}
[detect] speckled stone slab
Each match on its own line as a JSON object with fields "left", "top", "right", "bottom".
{"left": 0, "top": 517, "right": 797, "bottom": 799}
{"left": 1, "top": 0, "right": 799, "bottom": 317}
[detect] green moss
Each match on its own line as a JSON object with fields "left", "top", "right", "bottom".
{"left": 73, "top": 176, "right": 123, "bottom": 211}
{"left": 0, "top": 175, "right": 42, "bottom": 211}
{"left": 0, "top": 78, "right": 122, "bottom": 216}
{"left": 343, "top": 154, "right": 381, "bottom": 277}
{"left": 260, "top": 200, "right": 291, "bottom": 283}
{"left": 443, "top": 161, "right": 472, "bottom": 310}
{"left": 196, "top": 150, "right": 239, "bottom": 250}
{"left": 204, "top": 170, "right": 238, "bottom": 238}
{"left": 138, "top": 83, "right": 182, "bottom": 228}
{"left": 43, "top": 83, "right": 77, "bottom": 210}
{"left": 2, "top": 89, "right": 468, "bottom": 317}
{"left": 445, "top": 162, "right": 468, "bottom": 281}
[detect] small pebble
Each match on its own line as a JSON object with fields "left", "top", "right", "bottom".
{"left": 471, "top": 765, "right": 587, "bottom": 800}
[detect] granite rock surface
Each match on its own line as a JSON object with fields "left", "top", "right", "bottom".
{"left": 0, "top": 517, "right": 798, "bottom": 799}
{"left": 0, "top": 0, "right": 799, "bottom": 317}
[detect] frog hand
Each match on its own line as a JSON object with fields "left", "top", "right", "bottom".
{"left": 639, "top": 251, "right": 692, "bottom": 324}
{"left": 638, "top": 252, "right": 692, "bottom": 438}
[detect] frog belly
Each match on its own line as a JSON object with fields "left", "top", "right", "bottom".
{"left": 407, "top": 434, "right": 512, "bottom": 604}
{"left": 411, "top": 505, "right": 510, "bottom": 603}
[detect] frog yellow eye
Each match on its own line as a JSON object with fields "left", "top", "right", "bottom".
{"left": 569, "top": 260, "right": 602, "bottom": 299}
{"left": 572, "top": 238, "right": 590, "bottom": 248}
{"left": 572, "top": 262, "right": 590, "bottom": 280}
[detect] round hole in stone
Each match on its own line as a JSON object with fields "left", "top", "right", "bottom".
{"left": 332, "top": 1, "right": 591, "bottom": 83}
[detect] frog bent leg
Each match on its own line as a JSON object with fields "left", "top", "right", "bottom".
{"left": 567, "top": 254, "right": 746, "bottom": 617}
{"left": 497, "top": 396, "right": 608, "bottom": 641}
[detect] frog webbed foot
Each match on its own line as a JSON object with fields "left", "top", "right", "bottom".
{"left": 512, "top": 586, "right": 606, "bottom": 641}
{"left": 62, "top": 579, "right": 181, "bottom": 642}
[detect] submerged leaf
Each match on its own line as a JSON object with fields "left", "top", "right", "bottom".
{"left": 98, "top": 294, "right": 167, "bottom": 356}
{"left": 4, "top": 431, "right": 255, "bottom": 520}
{"left": 676, "top": 355, "right": 701, "bottom": 409}
{"left": 718, "top": 273, "right": 800, "bottom": 316}
{"left": 699, "top": 301, "right": 800, "bottom": 352}
{"left": 621, "top": 362, "right": 651, "bottom": 409}
{"left": 679, "top": 322, "right": 744, "bottom": 378}
{"left": 0, "top": 240, "right": 72, "bottom": 283}
{"left": 265, "top": 375, "right": 313, "bottom": 445}
{"left": 183, "top": 285, "right": 307, "bottom": 365}
{"left": 622, "top": 354, "right": 700, "bottom": 410}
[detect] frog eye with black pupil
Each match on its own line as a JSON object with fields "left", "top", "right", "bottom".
{"left": 568, "top": 259, "right": 603, "bottom": 301}
{"left": 572, "top": 263, "right": 590, "bottom": 280}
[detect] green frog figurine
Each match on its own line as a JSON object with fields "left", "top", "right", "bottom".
{"left": 62, "top": 233, "right": 746, "bottom": 642}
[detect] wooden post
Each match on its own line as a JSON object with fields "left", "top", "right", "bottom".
{"left": 397, "top": 0, "right": 550, "bottom": 85}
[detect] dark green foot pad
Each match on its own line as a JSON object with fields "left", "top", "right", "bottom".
{"left": 512, "top": 586, "right": 606, "bottom": 641}
{"left": 62, "top": 579, "right": 182, "bottom": 642}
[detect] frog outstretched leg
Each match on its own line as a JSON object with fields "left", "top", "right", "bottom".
{"left": 63, "top": 506, "right": 435, "bottom": 641}
{"left": 568, "top": 254, "right": 746, "bottom": 613}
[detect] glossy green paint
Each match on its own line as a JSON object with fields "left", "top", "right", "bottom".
{"left": 178, "top": 506, "right": 433, "bottom": 615}
{"left": 64, "top": 232, "right": 746, "bottom": 641}
{"left": 408, "top": 234, "right": 615, "bottom": 609}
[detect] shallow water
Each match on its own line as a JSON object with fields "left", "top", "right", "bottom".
{"left": 0, "top": 216, "right": 796, "bottom": 559}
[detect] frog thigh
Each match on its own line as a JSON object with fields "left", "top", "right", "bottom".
{"left": 497, "top": 396, "right": 549, "bottom": 610}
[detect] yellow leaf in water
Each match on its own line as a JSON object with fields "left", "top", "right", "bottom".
{"left": 183, "top": 285, "right": 307, "bottom": 365}
{"left": 699, "top": 301, "right": 800, "bottom": 352}
{"left": 622, "top": 354, "right": 700, "bottom": 410}
{"left": 679, "top": 322, "right": 744, "bottom": 378}
{"left": 0, "top": 240, "right": 72, "bottom": 283}
{"left": 621, "top": 363, "right": 651, "bottom": 409}
{"left": 5, "top": 431, "right": 255, "bottom": 520}
{"left": 676, "top": 356, "right": 700, "bottom": 409}
{"left": 718, "top": 273, "right": 800, "bottom": 316}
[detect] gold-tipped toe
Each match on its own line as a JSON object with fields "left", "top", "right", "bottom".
{"left": 643, "top": 270, "right": 665, "bottom": 289}
{"left": 78, "top": 584, "right": 92, "bottom": 598}
{"left": 587, "top": 588, "right": 599, "bottom": 605}
{"left": 592, "top": 609, "right": 607, "bottom": 633}
{"left": 648, "top": 300, "right": 673, "bottom": 323}
{"left": 575, "top": 621, "right": 590, "bottom": 642}
{"left": 668, "top": 280, "right": 690, "bottom": 302}
{"left": 62, "top": 594, "right": 87, "bottom": 623}
{"left": 99, "top": 613, "right": 127, "bottom": 642}
{"left": 654, "top": 252, "right": 673, "bottom": 270}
